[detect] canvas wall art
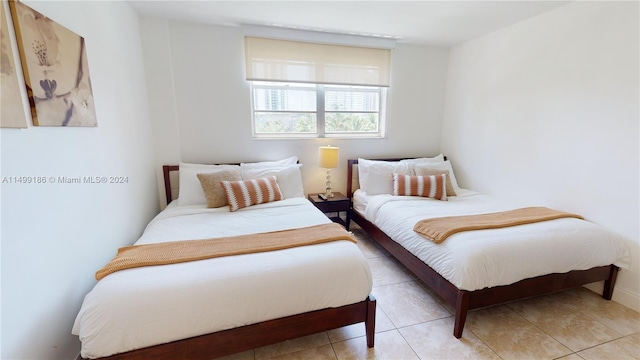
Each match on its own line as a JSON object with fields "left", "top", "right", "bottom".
{"left": 1, "top": 0, "right": 28, "bottom": 128}
{"left": 9, "top": 0, "right": 97, "bottom": 126}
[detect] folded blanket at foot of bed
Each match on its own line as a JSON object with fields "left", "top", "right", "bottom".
{"left": 413, "top": 206, "right": 583, "bottom": 244}
{"left": 96, "top": 223, "right": 356, "bottom": 280}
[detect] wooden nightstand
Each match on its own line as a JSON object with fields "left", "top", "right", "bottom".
{"left": 308, "top": 192, "right": 351, "bottom": 230}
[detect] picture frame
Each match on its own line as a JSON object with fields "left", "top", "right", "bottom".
{"left": 9, "top": 0, "right": 97, "bottom": 126}
{"left": 0, "top": 0, "right": 28, "bottom": 128}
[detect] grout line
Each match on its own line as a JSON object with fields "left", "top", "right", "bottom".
{"left": 574, "top": 334, "right": 629, "bottom": 352}
{"left": 471, "top": 330, "right": 504, "bottom": 360}
{"left": 329, "top": 342, "right": 339, "bottom": 360}
{"left": 508, "top": 299, "right": 630, "bottom": 354}
{"left": 509, "top": 308, "right": 576, "bottom": 356}
{"left": 371, "top": 278, "right": 420, "bottom": 289}
{"left": 394, "top": 328, "right": 422, "bottom": 360}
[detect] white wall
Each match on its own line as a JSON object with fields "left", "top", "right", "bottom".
{"left": 442, "top": 1, "right": 639, "bottom": 311}
{"left": 0, "top": 1, "right": 158, "bottom": 359}
{"left": 140, "top": 19, "right": 450, "bottom": 207}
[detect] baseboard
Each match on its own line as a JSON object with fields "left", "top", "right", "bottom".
{"left": 584, "top": 282, "right": 640, "bottom": 312}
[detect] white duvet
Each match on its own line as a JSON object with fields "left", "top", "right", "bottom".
{"left": 73, "top": 198, "right": 373, "bottom": 359}
{"left": 358, "top": 189, "right": 630, "bottom": 291}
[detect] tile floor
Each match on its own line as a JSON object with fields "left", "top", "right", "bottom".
{"left": 220, "top": 223, "right": 640, "bottom": 360}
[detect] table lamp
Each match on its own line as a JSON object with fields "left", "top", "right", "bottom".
{"left": 318, "top": 146, "right": 339, "bottom": 199}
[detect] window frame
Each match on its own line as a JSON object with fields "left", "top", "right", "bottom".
{"left": 250, "top": 81, "right": 388, "bottom": 139}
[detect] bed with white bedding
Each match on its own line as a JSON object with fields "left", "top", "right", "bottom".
{"left": 73, "top": 161, "right": 375, "bottom": 359}
{"left": 347, "top": 156, "right": 630, "bottom": 338}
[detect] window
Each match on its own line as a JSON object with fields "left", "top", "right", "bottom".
{"left": 251, "top": 82, "right": 386, "bottom": 137}
{"left": 245, "top": 36, "right": 391, "bottom": 138}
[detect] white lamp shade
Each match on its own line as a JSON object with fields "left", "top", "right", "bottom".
{"left": 319, "top": 146, "right": 339, "bottom": 168}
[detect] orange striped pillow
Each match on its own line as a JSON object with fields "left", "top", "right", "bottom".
{"left": 393, "top": 173, "right": 448, "bottom": 201}
{"left": 221, "top": 176, "right": 283, "bottom": 211}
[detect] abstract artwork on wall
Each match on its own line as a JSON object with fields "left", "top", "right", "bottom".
{"left": 1, "top": 0, "right": 28, "bottom": 128}
{"left": 9, "top": 0, "right": 97, "bottom": 126}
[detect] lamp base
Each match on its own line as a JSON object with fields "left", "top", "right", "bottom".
{"left": 325, "top": 169, "right": 334, "bottom": 198}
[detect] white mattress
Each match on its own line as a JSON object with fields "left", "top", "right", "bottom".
{"left": 354, "top": 189, "right": 630, "bottom": 291}
{"left": 72, "top": 198, "right": 373, "bottom": 359}
{"left": 352, "top": 189, "right": 369, "bottom": 216}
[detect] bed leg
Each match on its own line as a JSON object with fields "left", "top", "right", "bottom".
{"left": 602, "top": 266, "right": 619, "bottom": 300}
{"left": 365, "top": 295, "right": 376, "bottom": 348}
{"left": 454, "top": 291, "right": 469, "bottom": 338}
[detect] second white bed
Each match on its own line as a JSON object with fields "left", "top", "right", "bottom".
{"left": 356, "top": 189, "right": 630, "bottom": 291}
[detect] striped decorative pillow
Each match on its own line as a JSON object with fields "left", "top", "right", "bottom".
{"left": 413, "top": 168, "right": 457, "bottom": 196}
{"left": 221, "top": 176, "right": 283, "bottom": 211}
{"left": 393, "top": 173, "right": 448, "bottom": 201}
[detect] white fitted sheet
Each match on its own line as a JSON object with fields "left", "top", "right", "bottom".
{"left": 73, "top": 198, "right": 373, "bottom": 359}
{"left": 354, "top": 189, "right": 630, "bottom": 291}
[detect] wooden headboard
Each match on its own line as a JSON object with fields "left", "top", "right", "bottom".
{"left": 346, "top": 156, "right": 447, "bottom": 199}
{"left": 162, "top": 160, "right": 299, "bottom": 204}
{"left": 163, "top": 164, "right": 244, "bottom": 204}
{"left": 162, "top": 165, "right": 180, "bottom": 204}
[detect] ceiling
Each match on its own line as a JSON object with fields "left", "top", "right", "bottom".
{"left": 128, "top": 1, "right": 571, "bottom": 47}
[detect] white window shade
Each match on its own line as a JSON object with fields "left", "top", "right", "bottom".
{"left": 245, "top": 37, "right": 391, "bottom": 87}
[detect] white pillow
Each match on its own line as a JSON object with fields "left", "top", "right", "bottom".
{"left": 399, "top": 154, "right": 445, "bottom": 174}
{"left": 358, "top": 158, "right": 391, "bottom": 191}
{"left": 240, "top": 156, "right": 298, "bottom": 169}
{"left": 241, "top": 164, "right": 304, "bottom": 199}
{"left": 178, "top": 162, "right": 241, "bottom": 206}
{"left": 358, "top": 159, "right": 411, "bottom": 195}
{"left": 414, "top": 160, "right": 460, "bottom": 190}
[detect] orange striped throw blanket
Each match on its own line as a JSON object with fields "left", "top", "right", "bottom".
{"left": 413, "top": 207, "right": 583, "bottom": 244}
{"left": 96, "top": 223, "right": 355, "bottom": 280}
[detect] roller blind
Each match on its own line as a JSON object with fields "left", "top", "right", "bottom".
{"left": 244, "top": 37, "right": 391, "bottom": 87}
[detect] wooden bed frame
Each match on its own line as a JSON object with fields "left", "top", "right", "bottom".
{"left": 82, "top": 164, "right": 376, "bottom": 360}
{"left": 346, "top": 158, "right": 619, "bottom": 338}
{"left": 95, "top": 300, "right": 376, "bottom": 360}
